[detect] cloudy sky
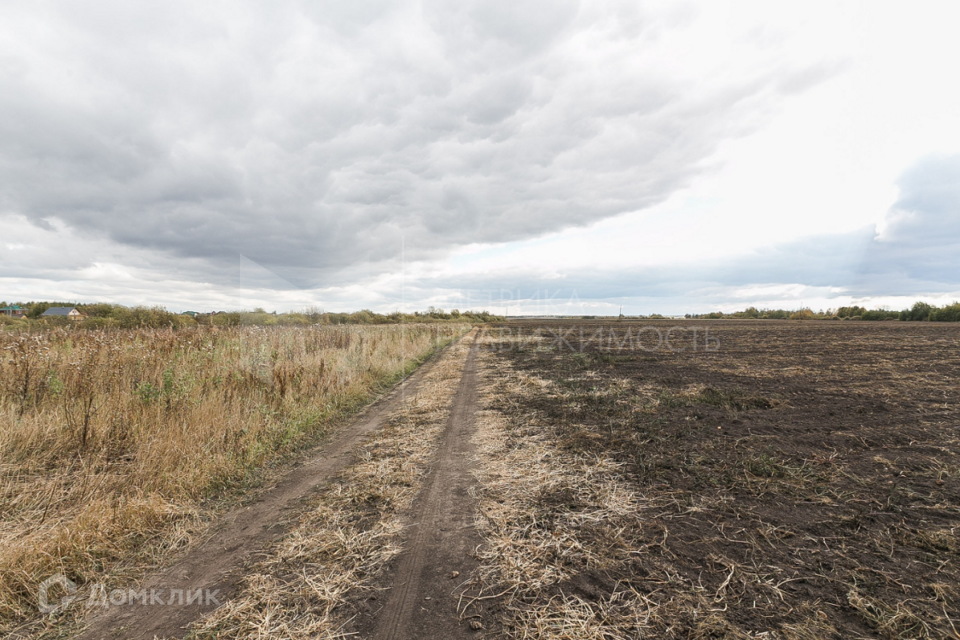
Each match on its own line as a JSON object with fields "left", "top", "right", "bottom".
{"left": 2, "top": 0, "right": 959, "bottom": 314}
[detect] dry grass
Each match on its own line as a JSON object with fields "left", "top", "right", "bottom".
{"left": 0, "top": 323, "right": 470, "bottom": 634}
{"left": 471, "top": 346, "right": 654, "bottom": 639}
{"left": 186, "top": 330, "right": 476, "bottom": 639}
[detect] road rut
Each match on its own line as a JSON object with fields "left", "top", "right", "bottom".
{"left": 76, "top": 348, "right": 449, "bottom": 640}
{"left": 363, "top": 339, "right": 485, "bottom": 640}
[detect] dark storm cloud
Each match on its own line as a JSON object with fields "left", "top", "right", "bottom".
{"left": 860, "top": 153, "right": 960, "bottom": 284}
{"left": 416, "top": 154, "right": 960, "bottom": 303}
{"left": 0, "top": 0, "right": 829, "bottom": 288}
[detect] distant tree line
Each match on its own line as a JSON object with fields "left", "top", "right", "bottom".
{"left": 195, "top": 306, "right": 501, "bottom": 327}
{"left": 685, "top": 301, "right": 960, "bottom": 322}
{"left": 0, "top": 301, "right": 502, "bottom": 330}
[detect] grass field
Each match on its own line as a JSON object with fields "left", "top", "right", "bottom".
{"left": 471, "top": 319, "right": 960, "bottom": 639}
{"left": 0, "top": 323, "right": 469, "bottom": 634}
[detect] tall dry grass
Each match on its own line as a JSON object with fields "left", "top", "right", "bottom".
{"left": 0, "top": 323, "right": 468, "bottom": 632}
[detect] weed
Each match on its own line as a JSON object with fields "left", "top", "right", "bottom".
{"left": 0, "top": 323, "right": 471, "bottom": 632}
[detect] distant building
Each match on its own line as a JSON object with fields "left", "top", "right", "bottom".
{"left": 41, "top": 307, "right": 83, "bottom": 320}
{"left": 0, "top": 305, "right": 26, "bottom": 318}
{"left": 182, "top": 311, "right": 198, "bottom": 317}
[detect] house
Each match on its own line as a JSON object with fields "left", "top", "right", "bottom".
{"left": 41, "top": 307, "right": 83, "bottom": 320}
{"left": 0, "top": 305, "right": 26, "bottom": 318}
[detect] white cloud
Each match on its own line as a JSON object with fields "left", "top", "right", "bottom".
{"left": 1, "top": 1, "right": 960, "bottom": 312}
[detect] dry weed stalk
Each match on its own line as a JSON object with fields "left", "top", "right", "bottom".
{"left": 470, "top": 340, "right": 657, "bottom": 639}
{"left": 0, "top": 324, "right": 469, "bottom": 633}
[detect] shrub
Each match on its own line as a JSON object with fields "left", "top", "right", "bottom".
{"left": 901, "top": 301, "right": 934, "bottom": 321}
{"left": 277, "top": 313, "right": 310, "bottom": 326}
{"left": 930, "top": 302, "right": 960, "bottom": 322}
{"left": 861, "top": 309, "right": 899, "bottom": 321}
{"left": 837, "top": 306, "right": 867, "bottom": 319}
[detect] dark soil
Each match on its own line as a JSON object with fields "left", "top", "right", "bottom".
{"left": 483, "top": 319, "right": 960, "bottom": 639}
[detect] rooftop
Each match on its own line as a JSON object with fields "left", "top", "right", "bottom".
{"left": 41, "top": 307, "right": 79, "bottom": 316}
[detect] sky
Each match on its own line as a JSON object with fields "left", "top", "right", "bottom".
{"left": 1, "top": 0, "right": 959, "bottom": 315}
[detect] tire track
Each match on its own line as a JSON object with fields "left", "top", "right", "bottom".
{"left": 370, "top": 339, "right": 484, "bottom": 640}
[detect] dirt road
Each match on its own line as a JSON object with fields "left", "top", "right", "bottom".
{"left": 357, "top": 339, "right": 486, "bottom": 639}
{"left": 76, "top": 347, "right": 454, "bottom": 640}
